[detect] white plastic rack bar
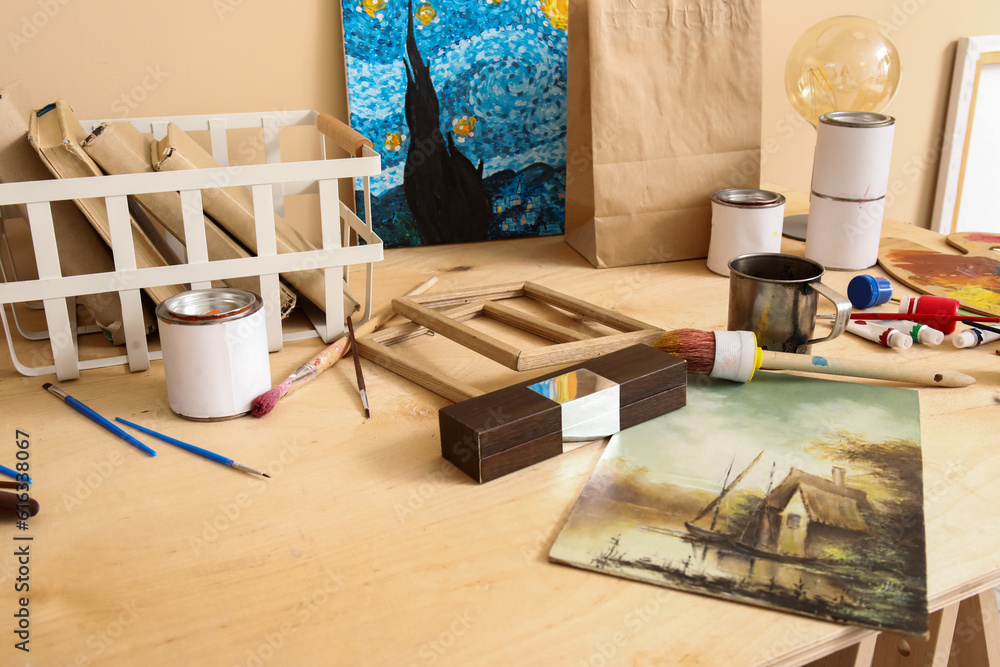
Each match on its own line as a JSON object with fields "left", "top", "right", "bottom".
{"left": 0, "top": 109, "right": 382, "bottom": 380}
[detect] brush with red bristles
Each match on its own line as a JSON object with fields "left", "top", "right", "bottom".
{"left": 250, "top": 277, "right": 438, "bottom": 417}
{"left": 653, "top": 329, "right": 975, "bottom": 388}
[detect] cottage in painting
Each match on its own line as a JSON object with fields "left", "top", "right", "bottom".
{"left": 757, "top": 467, "right": 871, "bottom": 559}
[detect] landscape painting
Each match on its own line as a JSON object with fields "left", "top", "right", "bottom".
{"left": 341, "top": 0, "right": 568, "bottom": 247}
{"left": 549, "top": 372, "right": 928, "bottom": 635}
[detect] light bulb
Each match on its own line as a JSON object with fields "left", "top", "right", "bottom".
{"left": 784, "top": 16, "right": 901, "bottom": 128}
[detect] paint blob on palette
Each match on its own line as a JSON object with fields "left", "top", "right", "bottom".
{"left": 877, "top": 234, "right": 1000, "bottom": 316}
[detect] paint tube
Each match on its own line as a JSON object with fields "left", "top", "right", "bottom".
{"left": 874, "top": 320, "right": 944, "bottom": 345}
{"left": 846, "top": 320, "right": 912, "bottom": 349}
{"left": 953, "top": 326, "right": 1000, "bottom": 348}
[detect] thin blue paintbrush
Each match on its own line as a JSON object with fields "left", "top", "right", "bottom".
{"left": 43, "top": 383, "right": 156, "bottom": 457}
{"left": 115, "top": 418, "right": 270, "bottom": 478}
{"left": 0, "top": 464, "right": 31, "bottom": 485}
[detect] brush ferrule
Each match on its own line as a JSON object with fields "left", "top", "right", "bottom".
{"left": 711, "top": 331, "right": 759, "bottom": 383}
{"left": 43, "top": 383, "right": 68, "bottom": 400}
{"left": 232, "top": 461, "right": 268, "bottom": 477}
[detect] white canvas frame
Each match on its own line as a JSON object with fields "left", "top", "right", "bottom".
{"left": 932, "top": 35, "right": 1000, "bottom": 234}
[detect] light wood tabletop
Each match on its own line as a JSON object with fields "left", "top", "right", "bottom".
{"left": 1, "top": 191, "right": 998, "bottom": 666}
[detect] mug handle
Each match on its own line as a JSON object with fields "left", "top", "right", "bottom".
{"left": 807, "top": 282, "right": 852, "bottom": 346}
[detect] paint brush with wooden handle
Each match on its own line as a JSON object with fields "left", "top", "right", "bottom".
{"left": 250, "top": 277, "right": 438, "bottom": 417}
{"left": 652, "top": 328, "right": 975, "bottom": 388}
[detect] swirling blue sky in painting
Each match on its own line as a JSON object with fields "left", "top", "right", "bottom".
{"left": 342, "top": 0, "right": 568, "bottom": 199}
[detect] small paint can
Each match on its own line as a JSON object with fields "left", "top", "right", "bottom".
{"left": 156, "top": 288, "right": 271, "bottom": 421}
{"left": 805, "top": 193, "right": 886, "bottom": 270}
{"left": 706, "top": 189, "right": 786, "bottom": 276}
{"left": 811, "top": 111, "right": 895, "bottom": 200}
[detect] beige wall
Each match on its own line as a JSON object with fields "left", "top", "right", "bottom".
{"left": 2, "top": 0, "right": 997, "bottom": 229}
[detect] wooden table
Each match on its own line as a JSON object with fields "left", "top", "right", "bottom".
{"left": 1, "top": 191, "right": 998, "bottom": 666}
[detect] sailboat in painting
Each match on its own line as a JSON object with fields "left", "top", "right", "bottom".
{"left": 549, "top": 372, "right": 928, "bottom": 635}
{"left": 682, "top": 452, "right": 875, "bottom": 568}
{"left": 682, "top": 450, "right": 768, "bottom": 554}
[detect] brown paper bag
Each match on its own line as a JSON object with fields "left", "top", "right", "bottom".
{"left": 565, "top": 0, "right": 763, "bottom": 268}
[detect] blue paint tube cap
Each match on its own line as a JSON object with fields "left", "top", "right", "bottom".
{"left": 847, "top": 275, "right": 893, "bottom": 309}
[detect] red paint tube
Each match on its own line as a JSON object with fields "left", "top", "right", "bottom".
{"left": 897, "top": 296, "right": 960, "bottom": 334}
{"left": 847, "top": 320, "right": 913, "bottom": 349}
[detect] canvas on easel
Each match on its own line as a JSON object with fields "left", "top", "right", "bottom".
{"left": 341, "top": 0, "right": 568, "bottom": 247}
{"left": 549, "top": 372, "right": 928, "bottom": 635}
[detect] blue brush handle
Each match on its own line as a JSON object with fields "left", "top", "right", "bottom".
{"left": 0, "top": 464, "right": 31, "bottom": 484}
{"left": 63, "top": 396, "right": 157, "bottom": 457}
{"left": 115, "top": 418, "right": 233, "bottom": 467}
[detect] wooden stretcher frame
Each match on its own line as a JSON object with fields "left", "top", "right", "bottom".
{"left": 355, "top": 281, "right": 663, "bottom": 403}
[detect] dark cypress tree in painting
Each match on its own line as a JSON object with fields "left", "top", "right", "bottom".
{"left": 402, "top": 0, "right": 491, "bottom": 245}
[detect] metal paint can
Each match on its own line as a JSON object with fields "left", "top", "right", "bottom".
{"left": 156, "top": 288, "right": 271, "bottom": 421}
{"left": 805, "top": 112, "right": 895, "bottom": 271}
{"left": 811, "top": 111, "right": 895, "bottom": 200}
{"left": 706, "top": 189, "right": 786, "bottom": 276}
{"left": 805, "top": 192, "right": 886, "bottom": 270}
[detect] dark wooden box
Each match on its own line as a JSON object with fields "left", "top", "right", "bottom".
{"left": 439, "top": 344, "right": 686, "bottom": 483}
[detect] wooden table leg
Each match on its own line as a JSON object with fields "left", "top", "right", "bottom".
{"left": 806, "top": 590, "right": 1000, "bottom": 667}
{"left": 946, "top": 589, "right": 1000, "bottom": 666}
{"left": 869, "top": 603, "right": 959, "bottom": 666}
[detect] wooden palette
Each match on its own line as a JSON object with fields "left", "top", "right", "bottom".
{"left": 877, "top": 232, "right": 1000, "bottom": 316}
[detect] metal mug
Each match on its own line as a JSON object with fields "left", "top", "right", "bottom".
{"left": 727, "top": 253, "right": 852, "bottom": 354}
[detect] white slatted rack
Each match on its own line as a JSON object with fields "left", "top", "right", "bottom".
{"left": 0, "top": 109, "right": 382, "bottom": 380}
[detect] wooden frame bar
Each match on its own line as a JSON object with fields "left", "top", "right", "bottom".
{"left": 391, "top": 281, "right": 663, "bottom": 372}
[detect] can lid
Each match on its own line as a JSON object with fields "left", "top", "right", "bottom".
{"left": 712, "top": 189, "right": 785, "bottom": 209}
{"left": 156, "top": 288, "right": 261, "bottom": 325}
{"left": 847, "top": 274, "right": 893, "bottom": 309}
{"left": 819, "top": 111, "right": 895, "bottom": 128}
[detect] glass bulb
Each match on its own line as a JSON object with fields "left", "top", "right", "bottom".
{"left": 784, "top": 16, "right": 901, "bottom": 127}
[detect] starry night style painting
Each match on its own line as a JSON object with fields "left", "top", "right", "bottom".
{"left": 342, "top": 0, "right": 568, "bottom": 247}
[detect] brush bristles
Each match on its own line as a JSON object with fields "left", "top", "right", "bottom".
{"left": 249, "top": 387, "right": 282, "bottom": 418}
{"left": 653, "top": 328, "right": 716, "bottom": 375}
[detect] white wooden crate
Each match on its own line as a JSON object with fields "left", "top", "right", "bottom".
{"left": 0, "top": 109, "right": 382, "bottom": 380}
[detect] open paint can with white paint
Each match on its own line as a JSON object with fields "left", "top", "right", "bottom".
{"left": 706, "top": 189, "right": 786, "bottom": 276}
{"left": 156, "top": 288, "right": 271, "bottom": 421}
